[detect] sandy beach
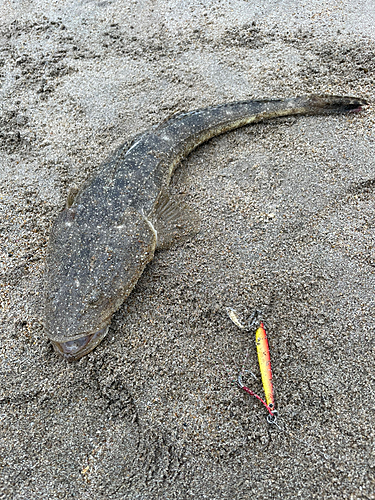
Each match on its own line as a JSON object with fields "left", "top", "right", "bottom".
{"left": 1, "top": 1, "right": 374, "bottom": 498}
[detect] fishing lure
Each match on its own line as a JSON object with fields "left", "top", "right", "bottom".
{"left": 227, "top": 308, "right": 277, "bottom": 423}
{"left": 255, "top": 321, "right": 275, "bottom": 412}
{"left": 226, "top": 308, "right": 337, "bottom": 458}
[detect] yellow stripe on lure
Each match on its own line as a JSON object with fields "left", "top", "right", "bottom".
{"left": 255, "top": 321, "right": 275, "bottom": 411}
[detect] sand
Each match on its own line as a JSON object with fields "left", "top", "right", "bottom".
{"left": 1, "top": 1, "right": 375, "bottom": 498}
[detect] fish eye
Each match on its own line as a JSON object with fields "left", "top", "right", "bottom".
{"left": 87, "top": 288, "right": 101, "bottom": 305}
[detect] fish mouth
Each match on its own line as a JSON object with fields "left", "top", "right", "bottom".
{"left": 51, "top": 325, "right": 109, "bottom": 361}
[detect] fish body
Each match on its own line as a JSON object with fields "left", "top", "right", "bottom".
{"left": 45, "top": 95, "right": 366, "bottom": 360}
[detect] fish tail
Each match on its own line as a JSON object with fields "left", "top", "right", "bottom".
{"left": 300, "top": 94, "right": 367, "bottom": 114}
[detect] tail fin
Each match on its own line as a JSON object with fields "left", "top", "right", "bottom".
{"left": 303, "top": 95, "right": 367, "bottom": 114}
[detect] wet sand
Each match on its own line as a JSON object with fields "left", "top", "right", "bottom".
{"left": 1, "top": 1, "right": 374, "bottom": 498}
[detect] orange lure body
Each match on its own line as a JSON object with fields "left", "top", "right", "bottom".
{"left": 255, "top": 322, "right": 275, "bottom": 411}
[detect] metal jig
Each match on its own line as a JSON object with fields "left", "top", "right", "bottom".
{"left": 227, "top": 307, "right": 278, "bottom": 424}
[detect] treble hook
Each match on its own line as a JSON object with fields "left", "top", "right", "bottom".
{"left": 237, "top": 371, "right": 276, "bottom": 421}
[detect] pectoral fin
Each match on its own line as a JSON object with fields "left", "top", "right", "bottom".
{"left": 151, "top": 191, "right": 200, "bottom": 250}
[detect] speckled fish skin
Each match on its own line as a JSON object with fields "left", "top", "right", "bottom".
{"left": 44, "top": 95, "right": 366, "bottom": 360}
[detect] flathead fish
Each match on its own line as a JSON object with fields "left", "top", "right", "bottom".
{"left": 45, "top": 95, "right": 366, "bottom": 360}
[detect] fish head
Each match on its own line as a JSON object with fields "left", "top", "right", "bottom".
{"left": 44, "top": 205, "right": 156, "bottom": 361}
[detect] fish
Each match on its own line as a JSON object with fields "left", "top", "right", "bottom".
{"left": 44, "top": 95, "right": 366, "bottom": 361}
